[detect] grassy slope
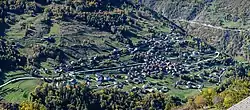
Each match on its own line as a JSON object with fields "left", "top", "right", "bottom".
{"left": 0, "top": 2, "right": 175, "bottom": 102}
{"left": 1, "top": 80, "right": 40, "bottom": 103}
{"left": 1, "top": 1, "right": 243, "bottom": 103}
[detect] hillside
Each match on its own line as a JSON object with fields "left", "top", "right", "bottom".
{"left": 140, "top": 0, "right": 250, "bottom": 62}
{"left": 0, "top": 0, "right": 250, "bottom": 109}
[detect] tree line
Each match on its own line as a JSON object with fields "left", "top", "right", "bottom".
{"left": 1, "top": 82, "right": 182, "bottom": 110}
{"left": 0, "top": 39, "right": 26, "bottom": 71}
{"left": 28, "top": 83, "right": 182, "bottom": 110}
{"left": 180, "top": 77, "right": 250, "bottom": 109}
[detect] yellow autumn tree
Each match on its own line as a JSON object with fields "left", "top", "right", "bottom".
{"left": 247, "top": 71, "right": 250, "bottom": 77}
{"left": 19, "top": 101, "right": 46, "bottom": 110}
{"left": 86, "top": 0, "right": 96, "bottom": 7}
{"left": 194, "top": 95, "right": 206, "bottom": 108}
{"left": 201, "top": 88, "right": 216, "bottom": 105}
{"left": 223, "top": 94, "right": 235, "bottom": 108}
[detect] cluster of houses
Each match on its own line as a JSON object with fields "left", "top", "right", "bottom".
{"left": 46, "top": 32, "right": 235, "bottom": 93}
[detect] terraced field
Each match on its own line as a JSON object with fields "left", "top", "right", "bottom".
{"left": 0, "top": 1, "right": 249, "bottom": 109}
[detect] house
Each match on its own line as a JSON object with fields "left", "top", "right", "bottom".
{"left": 118, "top": 84, "right": 123, "bottom": 89}
{"left": 41, "top": 37, "right": 56, "bottom": 43}
{"left": 86, "top": 81, "right": 90, "bottom": 86}
{"left": 131, "top": 87, "right": 140, "bottom": 92}
{"left": 113, "top": 49, "right": 118, "bottom": 54}
{"left": 97, "top": 81, "right": 102, "bottom": 86}
{"left": 70, "top": 61, "right": 75, "bottom": 65}
{"left": 85, "top": 75, "right": 90, "bottom": 79}
{"left": 142, "top": 84, "right": 149, "bottom": 89}
{"left": 61, "top": 81, "right": 67, "bottom": 87}
{"left": 95, "top": 73, "right": 101, "bottom": 77}
{"left": 70, "top": 79, "right": 77, "bottom": 85}
{"left": 197, "top": 84, "right": 203, "bottom": 89}
{"left": 43, "top": 78, "right": 52, "bottom": 83}
{"left": 186, "top": 85, "right": 192, "bottom": 89}
{"left": 104, "top": 76, "right": 111, "bottom": 81}
{"left": 96, "top": 75, "right": 104, "bottom": 82}
{"left": 160, "top": 87, "right": 169, "bottom": 93}
{"left": 145, "top": 88, "right": 155, "bottom": 93}
{"left": 69, "top": 72, "right": 75, "bottom": 77}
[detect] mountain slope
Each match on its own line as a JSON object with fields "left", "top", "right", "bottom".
{"left": 140, "top": 0, "right": 250, "bottom": 62}
{"left": 0, "top": 0, "right": 249, "bottom": 109}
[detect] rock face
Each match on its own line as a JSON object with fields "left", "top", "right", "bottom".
{"left": 228, "top": 96, "right": 250, "bottom": 110}
{"left": 140, "top": 0, "right": 250, "bottom": 62}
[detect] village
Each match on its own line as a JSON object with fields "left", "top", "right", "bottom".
{"left": 38, "top": 31, "right": 236, "bottom": 95}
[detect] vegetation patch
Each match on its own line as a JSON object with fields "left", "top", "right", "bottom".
{"left": 1, "top": 80, "right": 40, "bottom": 103}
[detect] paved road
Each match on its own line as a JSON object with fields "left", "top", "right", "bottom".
{"left": 0, "top": 77, "right": 43, "bottom": 88}
{"left": 74, "top": 57, "right": 179, "bottom": 74}
{"left": 74, "top": 63, "right": 146, "bottom": 74}
{"left": 184, "top": 51, "right": 220, "bottom": 67}
{"left": 0, "top": 63, "right": 146, "bottom": 88}
{"left": 0, "top": 50, "right": 220, "bottom": 88}
{"left": 194, "top": 51, "right": 220, "bottom": 65}
{"left": 174, "top": 19, "right": 249, "bottom": 32}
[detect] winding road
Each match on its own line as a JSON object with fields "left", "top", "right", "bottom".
{"left": 0, "top": 77, "right": 43, "bottom": 88}
{"left": 184, "top": 51, "right": 220, "bottom": 67}
{"left": 174, "top": 19, "right": 249, "bottom": 32}
{"left": 0, "top": 51, "right": 220, "bottom": 88}
{"left": 0, "top": 63, "right": 146, "bottom": 88}
{"left": 194, "top": 51, "right": 220, "bottom": 65}
{"left": 0, "top": 50, "right": 222, "bottom": 89}
{"left": 74, "top": 63, "right": 146, "bottom": 74}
